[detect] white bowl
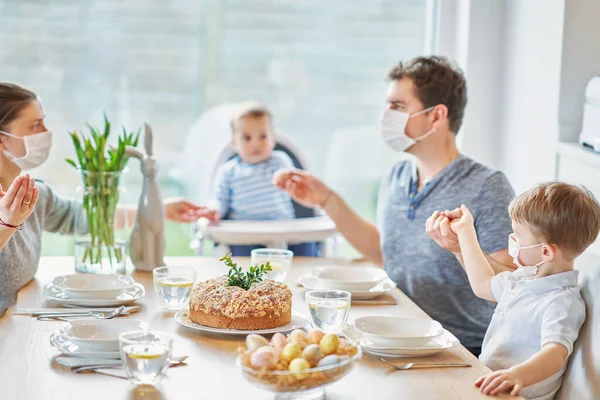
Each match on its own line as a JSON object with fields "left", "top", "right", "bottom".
{"left": 53, "top": 274, "right": 135, "bottom": 299}
{"left": 354, "top": 316, "right": 444, "bottom": 348}
{"left": 61, "top": 319, "right": 146, "bottom": 351}
{"left": 310, "top": 267, "right": 388, "bottom": 292}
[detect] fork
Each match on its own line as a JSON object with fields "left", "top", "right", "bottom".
{"left": 380, "top": 358, "right": 471, "bottom": 371}
{"left": 74, "top": 356, "right": 189, "bottom": 373}
{"left": 37, "top": 306, "right": 126, "bottom": 321}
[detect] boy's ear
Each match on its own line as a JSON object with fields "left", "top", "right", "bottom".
{"left": 542, "top": 243, "right": 557, "bottom": 262}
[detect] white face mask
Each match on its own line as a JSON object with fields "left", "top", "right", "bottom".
{"left": 0, "top": 130, "right": 53, "bottom": 170}
{"left": 380, "top": 106, "right": 436, "bottom": 152}
{"left": 508, "top": 235, "right": 545, "bottom": 273}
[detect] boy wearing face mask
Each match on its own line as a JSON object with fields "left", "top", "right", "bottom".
{"left": 439, "top": 182, "right": 600, "bottom": 399}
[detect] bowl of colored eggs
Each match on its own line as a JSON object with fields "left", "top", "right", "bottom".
{"left": 236, "top": 328, "right": 361, "bottom": 399}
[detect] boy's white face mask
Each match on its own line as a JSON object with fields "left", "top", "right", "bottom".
{"left": 380, "top": 106, "right": 436, "bottom": 152}
{"left": 508, "top": 235, "right": 545, "bottom": 274}
{"left": 0, "top": 130, "right": 53, "bottom": 170}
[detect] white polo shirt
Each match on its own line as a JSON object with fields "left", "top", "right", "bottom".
{"left": 480, "top": 269, "right": 585, "bottom": 400}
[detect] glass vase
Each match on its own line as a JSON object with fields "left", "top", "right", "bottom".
{"left": 74, "top": 170, "right": 129, "bottom": 274}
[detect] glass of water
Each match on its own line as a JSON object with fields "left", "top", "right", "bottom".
{"left": 306, "top": 290, "right": 351, "bottom": 332}
{"left": 153, "top": 266, "right": 197, "bottom": 310}
{"left": 119, "top": 330, "right": 173, "bottom": 385}
{"left": 250, "top": 248, "right": 293, "bottom": 282}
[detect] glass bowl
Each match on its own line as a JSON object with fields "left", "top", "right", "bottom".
{"left": 236, "top": 346, "right": 362, "bottom": 400}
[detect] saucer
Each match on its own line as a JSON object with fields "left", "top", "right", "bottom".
{"left": 342, "top": 324, "right": 459, "bottom": 358}
{"left": 49, "top": 331, "right": 121, "bottom": 359}
{"left": 44, "top": 283, "right": 145, "bottom": 307}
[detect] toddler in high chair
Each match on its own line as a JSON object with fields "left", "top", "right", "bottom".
{"left": 437, "top": 182, "right": 600, "bottom": 399}
{"left": 204, "top": 101, "right": 318, "bottom": 257}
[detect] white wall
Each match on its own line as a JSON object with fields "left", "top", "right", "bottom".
{"left": 453, "top": 0, "right": 600, "bottom": 195}
{"left": 496, "top": 0, "right": 566, "bottom": 194}
{"left": 558, "top": 0, "right": 600, "bottom": 142}
{"left": 457, "top": 0, "right": 505, "bottom": 170}
{"left": 438, "top": 0, "right": 566, "bottom": 192}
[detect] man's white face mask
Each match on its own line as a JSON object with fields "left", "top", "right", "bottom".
{"left": 380, "top": 106, "right": 436, "bottom": 152}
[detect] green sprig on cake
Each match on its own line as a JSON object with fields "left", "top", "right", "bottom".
{"left": 221, "top": 254, "right": 272, "bottom": 290}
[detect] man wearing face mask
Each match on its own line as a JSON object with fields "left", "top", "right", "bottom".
{"left": 0, "top": 82, "right": 216, "bottom": 316}
{"left": 273, "top": 56, "right": 516, "bottom": 356}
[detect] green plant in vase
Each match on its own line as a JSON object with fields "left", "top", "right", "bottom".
{"left": 66, "top": 114, "right": 140, "bottom": 270}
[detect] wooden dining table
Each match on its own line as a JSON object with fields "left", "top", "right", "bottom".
{"left": 0, "top": 256, "right": 522, "bottom": 400}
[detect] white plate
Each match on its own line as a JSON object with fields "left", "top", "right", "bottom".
{"left": 342, "top": 325, "right": 459, "bottom": 358}
{"left": 310, "top": 267, "right": 389, "bottom": 292}
{"left": 299, "top": 275, "right": 396, "bottom": 300}
{"left": 354, "top": 316, "right": 444, "bottom": 347}
{"left": 49, "top": 331, "right": 121, "bottom": 359}
{"left": 60, "top": 319, "right": 147, "bottom": 351}
{"left": 53, "top": 274, "right": 135, "bottom": 299}
{"left": 44, "top": 283, "right": 145, "bottom": 307}
{"left": 174, "top": 310, "right": 309, "bottom": 335}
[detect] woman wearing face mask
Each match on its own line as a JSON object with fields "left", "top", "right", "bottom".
{"left": 274, "top": 56, "right": 516, "bottom": 356}
{"left": 0, "top": 82, "right": 212, "bottom": 316}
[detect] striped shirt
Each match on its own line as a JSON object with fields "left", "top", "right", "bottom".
{"left": 212, "top": 150, "right": 296, "bottom": 221}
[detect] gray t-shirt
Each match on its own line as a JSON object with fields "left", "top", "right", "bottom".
{"left": 377, "top": 155, "right": 515, "bottom": 349}
{"left": 0, "top": 181, "right": 85, "bottom": 316}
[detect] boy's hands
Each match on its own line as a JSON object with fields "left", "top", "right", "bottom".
{"left": 426, "top": 206, "right": 463, "bottom": 254}
{"left": 475, "top": 368, "right": 524, "bottom": 396}
{"left": 426, "top": 205, "right": 475, "bottom": 254}
{"left": 447, "top": 204, "right": 475, "bottom": 235}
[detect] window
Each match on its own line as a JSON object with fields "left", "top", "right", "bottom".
{"left": 0, "top": 0, "right": 435, "bottom": 257}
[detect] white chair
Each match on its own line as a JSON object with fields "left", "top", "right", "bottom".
{"left": 169, "top": 103, "right": 240, "bottom": 205}
{"left": 555, "top": 251, "right": 600, "bottom": 400}
{"left": 191, "top": 134, "right": 339, "bottom": 257}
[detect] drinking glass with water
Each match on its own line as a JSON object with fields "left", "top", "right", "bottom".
{"left": 153, "top": 266, "right": 197, "bottom": 310}
{"left": 250, "top": 248, "right": 293, "bottom": 282}
{"left": 119, "top": 330, "right": 173, "bottom": 385}
{"left": 306, "top": 290, "right": 351, "bottom": 332}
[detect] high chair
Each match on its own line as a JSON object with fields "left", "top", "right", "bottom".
{"left": 190, "top": 134, "right": 339, "bottom": 257}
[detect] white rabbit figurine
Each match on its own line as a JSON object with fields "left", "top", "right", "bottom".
{"left": 126, "top": 123, "right": 166, "bottom": 271}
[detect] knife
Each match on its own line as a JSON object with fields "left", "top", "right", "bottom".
{"left": 14, "top": 306, "right": 140, "bottom": 316}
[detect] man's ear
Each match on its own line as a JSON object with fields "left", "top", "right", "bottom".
{"left": 431, "top": 104, "right": 449, "bottom": 129}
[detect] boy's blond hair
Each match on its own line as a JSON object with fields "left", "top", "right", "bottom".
{"left": 509, "top": 182, "right": 600, "bottom": 259}
{"left": 230, "top": 101, "right": 272, "bottom": 133}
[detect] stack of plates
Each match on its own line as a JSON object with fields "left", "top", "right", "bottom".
{"left": 50, "top": 319, "right": 147, "bottom": 359}
{"left": 45, "top": 274, "right": 145, "bottom": 307}
{"left": 298, "top": 266, "right": 396, "bottom": 299}
{"left": 342, "top": 316, "right": 459, "bottom": 358}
